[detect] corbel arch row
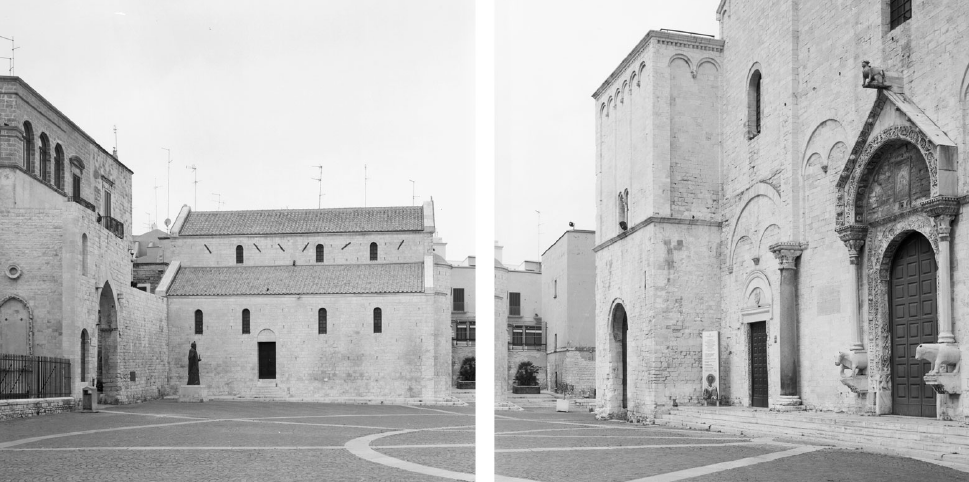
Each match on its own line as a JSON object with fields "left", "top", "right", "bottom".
{"left": 727, "top": 182, "right": 783, "bottom": 268}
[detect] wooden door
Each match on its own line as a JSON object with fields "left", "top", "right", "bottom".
{"left": 258, "top": 342, "right": 276, "bottom": 380}
{"left": 750, "top": 322, "right": 768, "bottom": 408}
{"left": 891, "top": 233, "right": 937, "bottom": 417}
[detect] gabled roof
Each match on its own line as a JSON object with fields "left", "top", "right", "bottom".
{"left": 177, "top": 206, "right": 425, "bottom": 236}
{"left": 166, "top": 263, "right": 424, "bottom": 296}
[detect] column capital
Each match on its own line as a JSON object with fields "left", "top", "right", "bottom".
{"left": 836, "top": 224, "right": 868, "bottom": 264}
{"left": 769, "top": 241, "right": 808, "bottom": 270}
{"left": 920, "top": 195, "right": 960, "bottom": 219}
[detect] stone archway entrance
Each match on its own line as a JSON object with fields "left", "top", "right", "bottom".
{"left": 610, "top": 304, "right": 628, "bottom": 409}
{"left": 97, "top": 282, "right": 119, "bottom": 401}
{"left": 890, "top": 232, "right": 938, "bottom": 417}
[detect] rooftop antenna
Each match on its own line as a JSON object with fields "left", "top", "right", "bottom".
{"left": 186, "top": 164, "right": 198, "bottom": 208}
{"left": 162, "top": 148, "right": 172, "bottom": 221}
{"left": 312, "top": 165, "right": 323, "bottom": 209}
{"left": 0, "top": 35, "right": 18, "bottom": 75}
{"left": 112, "top": 125, "right": 118, "bottom": 157}
{"left": 535, "top": 210, "right": 542, "bottom": 259}
{"left": 409, "top": 179, "right": 417, "bottom": 206}
{"left": 153, "top": 178, "right": 162, "bottom": 227}
{"left": 364, "top": 164, "right": 369, "bottom": 207}
{"left": 211, "top": 193, "right": 225, "bottom": 211}
{"left": 145, "top": 212, "right": 153, "bottom": 232}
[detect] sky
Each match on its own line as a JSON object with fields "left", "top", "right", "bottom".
{"left": 495, "top": 0, "right": 720, "bottom": 265}
{"left": 2, "top": 0, "right": 475, "bottom": 258}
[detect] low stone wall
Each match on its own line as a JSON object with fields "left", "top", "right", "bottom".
{"left": 547, "top": 347, "right": 596, "bottom": 396}
{"left": 509, "top": 349, "right": 547, "bottom": 390}
{"left": 0, "top": 397, "right": 75, "bottom": 421}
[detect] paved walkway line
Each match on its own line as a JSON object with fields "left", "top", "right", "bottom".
{"left": 6, "top": 443, "right": 474, "bottom": 451}
{"left": 625, "top": 445, "right": 823, "bottom": 482}
{"left": 97, "top": 410, "right": 213, "bottom": 420}
{"left": 495, "top": 441, "right": 759, "bottom": 453}
{"left": 345, "top": 429, "right": 476, "bottom": 481}
{"left": 498, "top": 435, "right": 748, "bottom": 440}
{"left": 227, "top": 418, "right": 397, "bottom": 431}
{"left": 0, "top": 419, "right": 219, "bottom": 449}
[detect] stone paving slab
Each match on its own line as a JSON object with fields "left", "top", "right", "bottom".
{"left": 374, "top": 430, "right": 475, "bottom": 446}
{"left": 687, "top": 448, "right": 963, "bottom": 482}
{"left": 496, "top": 445, "right": 786, "bottom": 482}
{"left": 0, "top": 412, "right": 197, "bottom": 443}
{"left": 381, "top": 447, "right": 476, "bottom": 474}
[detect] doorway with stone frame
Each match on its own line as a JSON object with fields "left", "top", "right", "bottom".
{"left": 606, "top": 301, "right": 628, "bottom": 414}
{"left": 740, "top": 271, "right": 772, "bottom": 408}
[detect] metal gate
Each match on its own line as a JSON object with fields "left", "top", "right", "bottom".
{"left": 0, "top": 354, "right": 72, "bottom": 399}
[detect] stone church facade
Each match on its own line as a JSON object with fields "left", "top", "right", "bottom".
{"left": 594, "top": 1, "right": 969, "bottom": 421}
{"left": 156, "top": 202, "right": 453, "bottom": 401}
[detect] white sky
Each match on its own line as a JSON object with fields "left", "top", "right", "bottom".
{"left": 496, "top": 0, "right": 720, "bottom": 265}
{"left": 3, "top": 0, "right": 475, "bottom": 258}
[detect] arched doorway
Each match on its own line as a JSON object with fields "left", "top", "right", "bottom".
{"left": 97, "top": 282, "right": 119, "bottom": 401}
{"left": 256, "top": 329, "right": 276, "bottom": 380}
{"left": 0, "top": 297, "right": 31, "bottom": 355}
{"left": 890, "top": 232, "right": 937, "bottom": 417}
{"left": 80, "top": 329, "right": 89, "bottom": 385}
{"left": 611, "top": 303, "right": 628, "bottom": 409}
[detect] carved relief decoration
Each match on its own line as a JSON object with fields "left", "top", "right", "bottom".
{"left": 863, "top": 213, "right": 936, "bottom": 402}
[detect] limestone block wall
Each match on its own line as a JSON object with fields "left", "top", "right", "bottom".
{"left": 111, "top": 287, "right": 172, "bottom": 402}
{"left": 495, "top": 266, "right": 509, "bottom": 400}
{"left": 167, "top": 293, "right": 448, "bottom": 400}
{"left": 168, "top": 232, "right": 432, "bottom": 268}
{"left": 547, "top": 348, "right": 596, "bottom": 396}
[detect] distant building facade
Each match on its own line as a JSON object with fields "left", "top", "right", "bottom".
{"left": 595, "top": 3, "right": 969, "bottom": 422}
{"left": 156, "top": 202, "right": 453, "bottom": 401}
{"left": 0, "top": 76, "right": 170, "bottom": 405}
{"left": 542, "top": 230, "right": 596, "bottom": 396}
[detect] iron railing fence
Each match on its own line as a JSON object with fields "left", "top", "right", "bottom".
{"left": 0, "top": 354, "right": 72, "bottom": 400}
{"left": 101, "top": 215, "right": 125, "bottom": 239}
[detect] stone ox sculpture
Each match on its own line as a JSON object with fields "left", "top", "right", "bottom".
{"left": 915, "top": 343, "right": 961, "bottom": 375}
{"left": 835, "top": 351, "right": 868, "bottom": 377}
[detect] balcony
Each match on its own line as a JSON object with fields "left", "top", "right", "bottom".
{"left": 452, "top": 338, "right": 475, "bottom": 347}
{"left": 508, "top": 343, "right": 546, "bottom": 351}
{"left": 101, "top": 215, "right": 125, "bottom": 240}
{"left": 68, "top": 196, "right": 96, "bottom": 212}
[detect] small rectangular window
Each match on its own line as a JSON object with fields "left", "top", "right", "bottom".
{"left": 509, "top": 292, "right": 521, "bottom": 316}
{"left": 889, "top": 0, "right": 911, "bottom": 30}
{"left": 103, "top": 190, "right": 112, "bottom": 218}
{"left": 194, "top": 310, "right": 203, "bottom": 335}
{"left": 469, "top": 322, "right": 475, "bottom": 341}
{"left": 455, "top": 322, "right": 468, "bottom": 341}
{"left": 453, "top": 288, "right": 465, "bottom": 312}
{"left": 72, "top": 174, "right": 81, "bottom": 199}
{"left": 242, "top": 309, "right": 250, "bottom": 334}
{"left": 511, "top": 326, "right": 523, "bottom": 346}
{"left": 525, "top": 326, "right": 542, "bottom": 346}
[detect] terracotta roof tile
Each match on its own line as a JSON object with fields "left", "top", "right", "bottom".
{"left": 166, "top": 263, "right": 424, "bottom": 296}
{"left": 178, "top": 206, "right": 424, "bottom": 236}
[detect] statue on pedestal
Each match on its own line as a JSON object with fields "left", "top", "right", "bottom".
{"left": 187, "top": 341, "right": 201, "bottom": 385}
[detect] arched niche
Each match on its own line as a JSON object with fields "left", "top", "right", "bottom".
{"left": 0, "top": 295, "right": 33, "bottom": 355}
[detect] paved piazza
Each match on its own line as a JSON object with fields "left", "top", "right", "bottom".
{"left": 494, "top": 408, "right": 969, "bottom": 482}
{"left": 0, "top": 401, "right": 475, "bottom": 481}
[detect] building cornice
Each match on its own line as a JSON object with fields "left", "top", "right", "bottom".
{"left": 593, "top": 216, "right": 721, "bottom": 252}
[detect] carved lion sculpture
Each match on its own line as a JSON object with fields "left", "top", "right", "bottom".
{"left": 861, "top": 60, "right": 885, "bottom": 87}
{"left": 915, "top": 343, "right": 961, "bottom": 375}
{"left": 835, "top": 351, "right": 868, "bottom": 377}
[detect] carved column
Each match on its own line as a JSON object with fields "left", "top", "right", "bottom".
{"left": 923, "top": 197, "right": 959, "bottom": 344}
{"left": 770, "top": 241, "right": 808, "bottom": 407}
{"left": 836, "top": 225, "right": 868, "bottom": 353}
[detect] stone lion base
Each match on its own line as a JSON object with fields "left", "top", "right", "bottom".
{"left": 178, "top": 385, "right": 207, "bottom": 403}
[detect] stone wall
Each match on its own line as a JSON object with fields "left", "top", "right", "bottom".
{"left": 0, "top": 397, "right": 75, "bottom": 421}
{"left": 547, "top": 348, "right": 596, "bottom": 396}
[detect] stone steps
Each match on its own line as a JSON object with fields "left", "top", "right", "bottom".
{"left": 657, "top": 407, "right": 969, "bottom": 467}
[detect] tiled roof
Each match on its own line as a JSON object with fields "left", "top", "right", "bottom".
{"left": 178, "top": 206, "right": 424, "bottom": 236}
{"left": 166, "top": 263, "right": 424, "bottom": 296}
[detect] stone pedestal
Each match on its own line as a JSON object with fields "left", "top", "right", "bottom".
{"left": 178, "top": 385, "right": 207, "bottom": 403}
{"left": 840, "top": 375, "right": 869, "bottom": 394}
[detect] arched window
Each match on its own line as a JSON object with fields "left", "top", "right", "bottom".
{"left": 195, "top": 310, "right": 203, "bottom": 335}
{"left": 242, "top": 309, "right": 250, "bottom": 334}
{"left": 554, "top": 279, "right": 558, "bottom": 299}
{"left": 22, "top": 121, "right": 34, "bottom": 172}
{"left": 81, "top": 329, "right": 89, "bottom": 383}
{"left": 54, "top": 144, "right": 65, "bottom": 190}
{"left": 318, "top": 308, "right": 327, "bottom": 334}
{"left": 316, "top": 244, "right": 324, "bottom": 263}
{"left": 748, "top": 69, "right": 762, "bottom": 138}
{"left": 236, "top": 245, "right": 244, "bottom": 264}
{"left": 373, "top": 307, "right": 382, "bottom": 333}
{"left": 81, "top": 234, "right": 88, "bottom": 276}
{"left": 39, "top": 133, "right": 51, "bottom": 182}
{"left": 369, "top": 242, "right": 378, "bottom": 261}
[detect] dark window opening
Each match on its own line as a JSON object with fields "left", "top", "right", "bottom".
{"left": 236, "top": 245, "right": 244, "bottom": 264}
{"left": 195, "top": 310, "right": 203, "bottom": 335}
{"left": 509, "top": 292, "right": 521, "bottom": 316}
{"left": 242, "top": 309, "right": 250, "bottom": 334}
{"left": 453, "top": 288, "right": 465, "bottom": 312}
{"left": 72, "top": 174, "right": 81, "bottom": 199}
{"left": 54, "top": 144, "right": 65, "bottom": 190}
{"left": 370, "top": 242, "right": 378, "bottom": 261}
{"left": 890, "top": 0, "right": 912, "bottom": 29}
{"left": 39, "top": 133, "right": 51, "bottom": 182}
{"left": 22, "top": 121, "right": 34, "bottom": 172}
{"left": 748, "top": 70, "right": 762, "bottom": 138}
{"left": 316, "top": 244, "right": 324, "bottom": 263}
{"left": 511, "top": 325, "right": 542, "bottom": 346}
{"left": 455, "top": 321, "right": 476, "bottom": 341}
{"left": 373, "top": 307, "right": 382, "bottom": 333}
{"left": 318, "top": 308, "right": 327, "bottom": 334}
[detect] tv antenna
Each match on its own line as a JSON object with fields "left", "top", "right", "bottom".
{"left": 153, "top": 178, "right": 162, "bottom": 227}
{"left": 162, "top": 148, "right": 172, "bottom": 221}
{"left": 0, "top": 35, "right": 18, "bottom": 75}
{"left": 409, "top": 179, "right": 418, "bottom": 206}
{"left": 211, "top": 193, "right": 225, "bottom": 211}
{"left": 145, "top": 212, "right": 153, "bottom": 232}
{"left": 311, "top": 165, "right": 324, "bottom": 209}
{"left": 186, "top": 164, "right": 198, "bottom": 208}
{"left": 364, "top": 164, "right": 369, "bottom": 207}
{"left": 535, "top": 210, "right": 542, "bottom": 259}
{"left": 112, "top": 125, "right": 118, "bottom": 157}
